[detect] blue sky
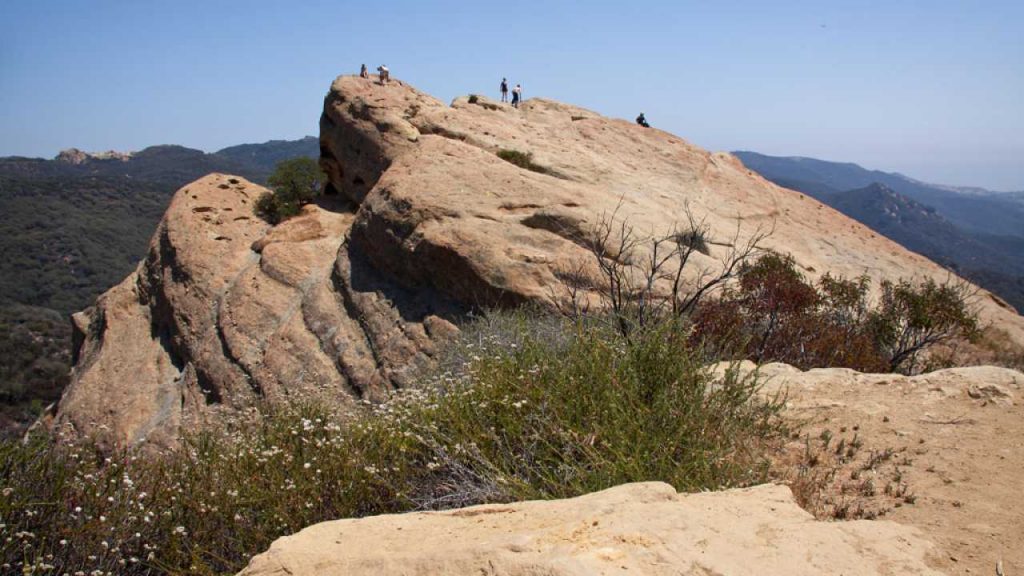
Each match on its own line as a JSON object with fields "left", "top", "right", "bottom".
{"left": 1, "top": 0, "right": 1021, "bottom": 190}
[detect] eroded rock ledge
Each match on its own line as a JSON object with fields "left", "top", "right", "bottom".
{"left": 237, "top": 482, "right": 942, "bottom": 576}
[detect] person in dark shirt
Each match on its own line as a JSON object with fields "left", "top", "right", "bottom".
{"left": 636, "top": 113, "right": 650, "bottom": 128}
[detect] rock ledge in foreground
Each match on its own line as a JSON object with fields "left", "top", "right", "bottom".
{"left": 238, "top": 482, "right": 942, "bottom": 576}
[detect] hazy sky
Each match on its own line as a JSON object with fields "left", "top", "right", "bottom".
{"left": 1, "top": 1, "right": 1021, "bottom": 190}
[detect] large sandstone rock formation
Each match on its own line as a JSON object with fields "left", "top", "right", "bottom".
{"left": 54, "top": 174, "right": 459, "bottom": 448}
{"left": 52, "top": 74, "right": 1024, "bottom": 448}
{"left": 238, "top": 482, "right": 941, "bottom": 576}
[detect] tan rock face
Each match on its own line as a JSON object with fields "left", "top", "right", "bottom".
{"left": 54, "top": 174, "right": 459, "bottom": 449}
{"left": 54, "top": 75, "right": 1024, "bottom": 449}
{"left": 237, "top": 482, "right": 942, "bottom": 576}
{"left": 321, "top": 75, "right": 1024, "bottom": 337}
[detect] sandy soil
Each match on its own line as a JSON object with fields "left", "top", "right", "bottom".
{"left": 763, "top": 363, "right": 1023, "bottom": 575}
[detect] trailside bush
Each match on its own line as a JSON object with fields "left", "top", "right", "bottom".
{"left": 691, "top": 253, "right": 978, "bottom": 374}
{"left": 869, "top": 278, "right": 979, "bottom": 373}
{"left": 0, "top": 313, "right": 788, "bottom": 575}
{"left": 255, "top": 157, "right": 325, "bottom": 224}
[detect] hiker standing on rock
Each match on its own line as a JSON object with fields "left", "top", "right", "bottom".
{"left": 500, "top": 78, "right": 509, "bottom": 102}
{"left": 512, "top": 84, "right": 522, "bottom": 108}
{"left": 377, "top": 64, "right": 390, "bottom": 85}
{"left": 360, "top": 64, "right": 369, "bottom": 79}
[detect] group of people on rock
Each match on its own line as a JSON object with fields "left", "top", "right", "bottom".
{"left": 356, "top": 65, "right": 649, "bottom": 126}
{"left": 360, "top": 63, "right": 389, "bottom": 84}
{"left": 499, "top": 78, "right": 523, "bottom": 108}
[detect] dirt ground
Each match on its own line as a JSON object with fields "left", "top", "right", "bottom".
{"left": 763, "top": 363, "right": 1023, "bottom": 576}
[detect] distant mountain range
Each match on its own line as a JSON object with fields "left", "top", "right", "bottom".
{"left": 733, "top": 152, "right": 1024, "bottom": 239}
{"left": 0, "top": 136, "right": 318, "bottom": 433}
{"left": 1, "top": 136, "right": 318, "bottom": 187}
{"left": 0, "top": 136, "right": 318, "bottom": 313}
{"left": 733, "top": 152, "right": 1024, "bottom": 314}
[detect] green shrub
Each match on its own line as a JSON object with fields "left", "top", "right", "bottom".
{"left": 496, "top": 149, "right": 550, "bottom": 175}
{"left": 0, "top": 313, "right": 787, "bottom": 575}
{"left": 869, "top": 278, "right": 979, "bottom": 373}
{"left": 467, "top": 94, "right": 479, "bottom": 104}
{"left": 255, "top": 157, "right": 325, "bottom": 224}
{"left": 254, "top": 190, "right": 299, "bottom": 225}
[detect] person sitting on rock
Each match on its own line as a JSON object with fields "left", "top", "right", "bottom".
{"left": 636, "top": 113, "right": 650, "bottom": 128}
{"left": 500, "top": 77, "right": 509, "bottom": 102}
{"left": 377, "top": 65, "right": 390, "bottom": 85}
{"left": 360, "top": 63, "right": 369, "bottom": 79}
{"left": 512, "top": 84, "right": 522, "bottom": 108}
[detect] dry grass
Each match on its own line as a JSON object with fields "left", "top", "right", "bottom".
{"left": 780, "top": 426, "right": 917, "bottom": 520}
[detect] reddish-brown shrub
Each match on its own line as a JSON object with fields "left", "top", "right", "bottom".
{"left": 693, "top": 254, "right": 898, "bottom": 372}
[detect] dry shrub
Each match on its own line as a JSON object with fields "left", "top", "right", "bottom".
{"left": 779, "top": 427, "right": 917, "bottom": 521}
{"left": 691, "top": 253, "right": 979, "bottom": 374}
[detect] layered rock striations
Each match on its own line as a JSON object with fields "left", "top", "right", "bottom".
{"left": 54, "top": 174, "right": 458, "bottom": 448}
{"left": 53, "top": 75, "right": 1024, "bottom": 448}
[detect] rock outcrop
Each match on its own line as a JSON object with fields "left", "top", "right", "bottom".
{"left": 52, "top": 75, "right": 1024, "bottom": 448}
{"left": 238, "top": 482, "right": 941, "bottom": 576}
{"left": 319, "top": 75, "right": 1024, "bottom": 339}
{"left": 54, "top": 174, "right": 458, "bottom": 448}
{"left": 55, "top": 147, "right": 133, "bottom": 164}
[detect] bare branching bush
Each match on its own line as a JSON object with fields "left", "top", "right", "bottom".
{"left": 559, "top": 202, "right": 770, "bottom": 340}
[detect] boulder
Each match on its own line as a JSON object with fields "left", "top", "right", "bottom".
{"left": 237, "top": 482, "right": 942, "bottom": 576}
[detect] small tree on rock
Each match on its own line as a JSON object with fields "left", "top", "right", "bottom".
{"left": 255, "top": 157, "right": 325, "bottom": 224}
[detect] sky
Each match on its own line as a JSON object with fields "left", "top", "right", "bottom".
{"left": 1, "top": 0, "right": 1022, "bottom": 190}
